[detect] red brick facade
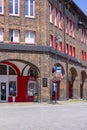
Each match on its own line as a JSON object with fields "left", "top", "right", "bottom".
{"left": 0, "top": 0, "right": 87, "bottom": 102}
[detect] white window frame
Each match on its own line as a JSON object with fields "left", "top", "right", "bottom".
{"left": 58, "top": 11, "right": 62, "bottom": 29}
{"left": 28, "top": 81, "right": 37, "bottom": 96}
{"left": 54, "top": 8, "right": 58, "bottom": 26}
{"left": 9, "top": 0, "right": 20, "bottom": 16}
{"left": 25, "top": 31, "right": 35, "bottom": 44}
{"left": 25, "top": 0, "right": 35, "bottom": 18}
{"left": 9, "top": 29, "right": 19, "bottom": 43}
{"left": 0, "top": 0, "right": 4, "bottom": 14}
{"left": 0, "top": 28, "right": 4, "bottom": 42}
{"left": 49, "top": 3, "right": 53, "bottom": 23}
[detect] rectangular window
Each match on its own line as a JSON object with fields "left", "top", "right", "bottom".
{"left": 81, "top": 29, "right": 86, "bottom": 43}
{"left": 25, "top": 0, "right": 34, "bottom": 17}
{"left": 65, "top": 17, "right": 69, "bottom": 34}
{"left": 50, "top": 35, "right": 54, "bottom": 48}
{"left": 72, "top": 47, "right": 76, "bottom": 57}
{"left": 9, "top": 0, "right": 19, "bottom": 15}
{"left": 72, "top": 22, "right": 75, "bottom": 38}
{"left": 25, "top": 31, "right": 35, "bottom": 44}
{"left": 58, "top": 11, "right": 62, "bottom": 30}
{"left": 0, "top": 29, "right": 3, "bottom": 41}
{"left": 69, "top": 20, "right": 72, "bottom": 36}
{"left": 54, "top": 8, "right": 58, "bottom": 26}
{"left": 59, "top": 42, "right": 62, "bottom": 52}
{"left": 9, "top": 30, "right": 19, "bottom": 43}
{"left": 66, "top": 44, "right": 69, "bottom": 54}
{"left": 0, "top": 0, "right": 4, "bottom": 14}
{"left": 82, "top": 51, "right": 86, "bottom": 61}
{"left": 55, "top": 37, "right": 58, "bottom": 50}
{"left": 49, "top": 3, "right": 53, "bottom": 23}
{"left": 69, "top": 46, "right": 72, "bottom": 56}
{"left": 28, "top": 81, "right": 37, "bottom": 96}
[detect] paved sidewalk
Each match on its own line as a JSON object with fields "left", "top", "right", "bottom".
{"left": 0, "top": 100, "right": 87, "bottom": 130}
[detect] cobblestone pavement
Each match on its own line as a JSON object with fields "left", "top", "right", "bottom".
{"left": 0, "top": 101, "right": 87, "bottom": 130}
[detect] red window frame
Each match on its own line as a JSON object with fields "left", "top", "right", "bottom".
{"left": 69, "top": 20, "right": 72, "bottom": 36}
{"left": 66, "top": 44, "right": 69, "bottom": 54}
{"left": 65, "top": 17, "right": 69, "bottom": 34}
{"left": 72, "top": 47, "right": 76, "bottom": 57}
{"left": 54, "top": 8, "right": 58, "bottom": 26}
{"left": 50, "top": 35, "right": 54, "bottom": 48}
{"left": 72, "top": 22, "right": 75, "bottom": 38}
{"left": 58, "top": 11, "right": 62, "bottom": 30}
{"left": 49, "top": 3, "right": 53, "bottom": 23}
{"left": 59, "top": 42, "right": 62, "bottom": 52}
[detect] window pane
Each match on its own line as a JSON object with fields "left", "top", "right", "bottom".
{"left": 9, "top": 0, "right": 13, "bottom": 14}
{"left": 0, "top": 0, "right": 2, "bottom": 13}
{"left": 25, "top": 32, "right": 34, "bottom": 44}
{"left": 9, "top": 30, "right": 13, "bottom": 41}
{"left": 0, "top": 29, "right": 3, "bottom": 41}
{"left": 25, "top": 0, "right": 28, "bottom": 15}
{"left": 0, "top": 65, "right": 7, "bottom": 75}
{"left": 9, "top": 81, "right": 16, "bottom": 96}
{"left": 30, "top": 32, "right": 34, "bottom": 42}
{"left": 9, "top": 66, "right": 16, "bottom": 75}
{"left": 25, "top": 0, "right": 34, "bottom": 16}
{"left": 30, "top": 0, "right": 33, "bottom": 16}
{"left": 28, "top": 83, "right": 34, "bottom": 96}
{"left": 13, "top": 30, "right": 19, "bottom": 42}
{"left": 9, "top": 30, "right": 19, "bottom": 42}
{"left": 15, "top": 0, "right": 18, "bottom": 14}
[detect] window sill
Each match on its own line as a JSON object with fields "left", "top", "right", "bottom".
{"left": 25, "top": 16, "right": 35, "bottom": 19}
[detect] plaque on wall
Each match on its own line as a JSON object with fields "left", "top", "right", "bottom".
{"left": 42, "top": 78, "right": 47, "bottom": 87}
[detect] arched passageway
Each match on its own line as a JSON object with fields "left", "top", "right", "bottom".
{"left": 51, "top": 63, "right": 65, "bottom": 101}
{"left": 68, "top": 67, "right": 78, "bottom": 99}
{"left": 80, "top": 71, "right": 86, "bottom": 99}
{"left": 0, "top": 60, "right": 40, "bottom": 102}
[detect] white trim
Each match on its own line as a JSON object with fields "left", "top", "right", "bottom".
{"left": 25, "top": 31, "right": 35, "bottom": 44}
{"left": 9, "top": 0, "right": 19, "bottom": 16}
{"left": 28, "top": 80, "right": 37, "bottom": 96}
{"left": 0, "top": 0, "right": 4, "bottom": 14}
{"left": 25, "top": 0, "right": 35, "bottom": 17}
{"left": 0, "top": 76, "right": 17, "bottom": 102}
{"left": 0, "top": 28, "right": 4, "bottom": 41}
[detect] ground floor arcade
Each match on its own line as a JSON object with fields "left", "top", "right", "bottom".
{"left": 0, "top": 49, "right": 87, "bottom": 102}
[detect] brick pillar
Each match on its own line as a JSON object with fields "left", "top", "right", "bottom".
{"left": 73, "top": 77, "right": 80, "bottom": 99}
{"left": 60, "top": 78, "right": 66, "bottom": 100}
{"left": 83, "top": 80, "right": 87, "bottom": 99}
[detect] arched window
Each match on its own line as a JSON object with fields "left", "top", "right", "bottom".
{"left": 28, "top": 68, "right": 38, "bottom": 77}
{"left": 9, "top": 66, "right": 16, "bottom": 75}
{"left": 0, "top": 64, "right": 7, "bottom": 75}
{"left": 0, "top": 64, "right": 16, "bottom": 75}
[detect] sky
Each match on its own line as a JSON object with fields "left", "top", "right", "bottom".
{"left": 73, "top": 0, "right": 87, "bottom": 15}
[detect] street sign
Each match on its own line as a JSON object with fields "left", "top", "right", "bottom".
{"left": 54, "top": 66, "right": 62, "bottom": 74}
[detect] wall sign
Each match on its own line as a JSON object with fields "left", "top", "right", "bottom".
{"left": 42, "top": 78, "right": 47, "bottom": 87}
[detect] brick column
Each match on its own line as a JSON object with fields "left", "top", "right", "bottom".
{"left": 59, "top": 78, "right": 66, "bottom": 100}
{"left": 73, "top": 77, "right": 80, "bottom": 99}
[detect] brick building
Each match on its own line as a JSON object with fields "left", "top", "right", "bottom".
{"left": 0, "top": 0, "right": 87, "bottom": 102}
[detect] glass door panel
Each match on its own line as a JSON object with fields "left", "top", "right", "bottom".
{"left": 1, "top": 82, "right": 6, "bottom": 101}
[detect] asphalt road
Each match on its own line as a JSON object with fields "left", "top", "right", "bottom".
{"left": 0, "top": 102, "right": 87, "bottom": 130}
